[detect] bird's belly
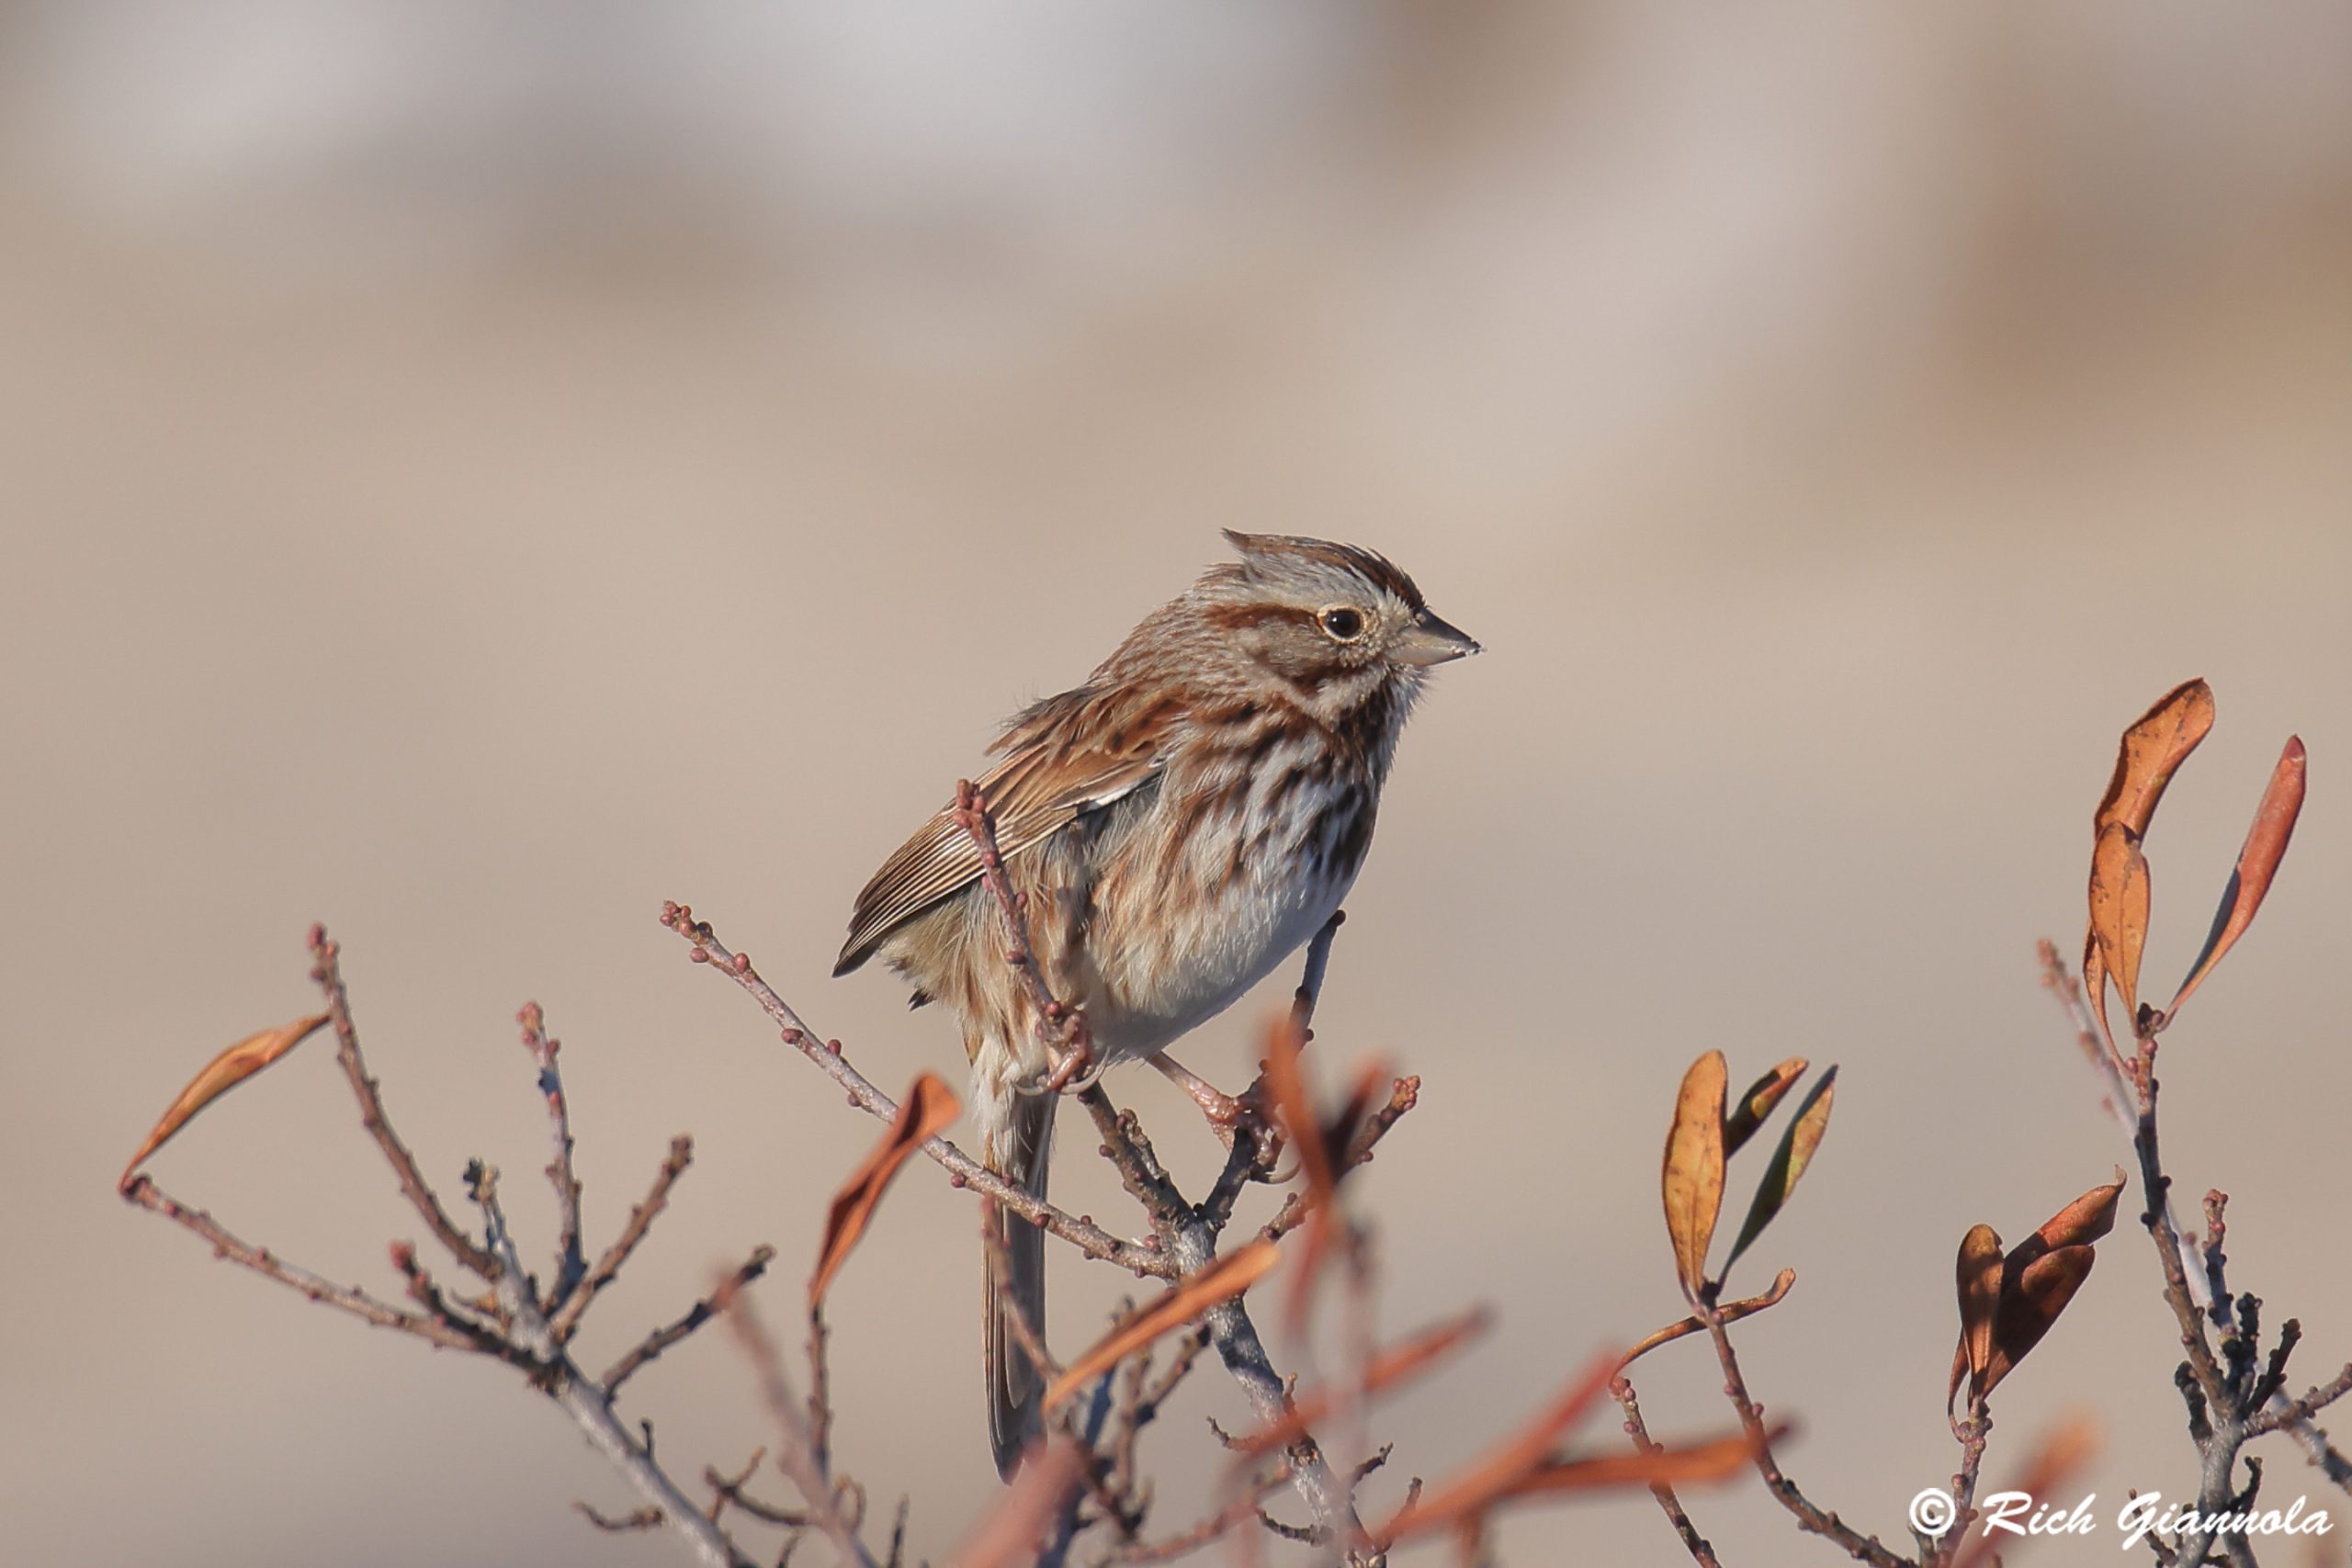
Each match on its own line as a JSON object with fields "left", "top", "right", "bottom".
{"left": 1080, "top": 862, "right": 1350, "bottom": 1062}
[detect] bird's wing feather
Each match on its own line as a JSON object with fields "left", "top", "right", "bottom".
{"left": 832, "top": 687, "right": 1183, "bottom": 976}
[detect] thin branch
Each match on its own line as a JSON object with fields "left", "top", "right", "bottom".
{"left": 309, "top": 927, "right": 499, "bottom": 1280}
{"left": 1696, "top": 1297, "right": 1909, "bottom": 1568}
{"left": 719, "top": 1272, "right": 877, "bottom": 1568}
{"left": 605, "top": 1246, "right": 779, "bottom": 1394}
{"left": 551, "top": 1133, "right": 695, "bottom": 1341}
{"left": 663, "top": 903, "right": 1173, "bottom": 1280}
{"left": 122, "top": 1175, "right": 491, "bottom": 1355}
{"left": 519, "top": 1002, "right": 589, "bottom": 1311}
{"left": 1610, "top": 1376, "right": 1722, "bottom": 1568}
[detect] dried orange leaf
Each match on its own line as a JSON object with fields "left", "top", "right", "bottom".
{"left": 2087, "top": 824, "right": 2151, "bottom": 1030}
{"left": 1498, "top": 1425, "right": 1775, "bottom": 1500}
{"left": 1620, "top": 1269, "right": 1796, "bottom": 1371}
{"left": 1951, "top": 1224, "right": 2004, "bottom": 1416}
{"left": 2028, "top": 1178, "right": 2124, "bottom": 1256}
{"left": 2081, "top": 928, "right": 2114, "bottom": 1058}
{"left": 810, "top": 1071, "right": 961, "bottom": 1306}
{"left": 119, "top": 1012, "right": 332, "bottom": 1191}
{"left": 1234, "top": 1304, "right": 1493, "bottom": 1460}
{"left": 2096, "top": 679, "right": 2214, "bottom": 840}
{"left": 1724, "top": 1066, "right": 1836, "bottom": 1273}
{"left": 1978, "top": 1245, "right": 2096, "bottom": 1401}
{"left": 1661, "top": 1052, "right": 1728, "bottom": 1300}
{"left": 1375, "top": 1348, "right": 1619, "bottom": 1545}
{"left": 1043, "top": 1239, "right": 1275, "bottom": 1413}
{"left": 1261, "top": 1018, "right": 1330, "bottom": 1204}
{"left": 1724, "top": 1057, "right": 1808, "bottom": 1156}
{"left": 2171, "top": 736, "right": 2307, "bottom": 1018}
{"left": 946, "top": 1434, "right": 1086, "bottom": 1568}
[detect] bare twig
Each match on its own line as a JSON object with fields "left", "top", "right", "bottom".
{"left": 1611, "top": 1376, "right": 1722, "bottom": 1568}
{"left": 718, "top": 1271, "right": 877, "bottom": 1568}
{"left": 121, "top": 1175, "right": 494, "bottom": 1355}
{"left": 519, "top": 1002, "right": 589, "bottom": 1310}
{"left": 605, "top": 1246, "right": 779, "bottom": 1394}
{"left": 552, "top": 1133, "right": 695, "bottom": 1341}
{"left": 309, "top": 927, "right": 499, "bottom": 1280}
{"left": 663, "top": 903, "right": 1172, "bottom": 1280}
{"left": 1696, "top": 1297, "right": 1909, "bottom": 1568}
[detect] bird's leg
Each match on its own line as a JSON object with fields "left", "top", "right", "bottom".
{"left": 1149, "top": 1052, "right": 1248, "bottom": 1128}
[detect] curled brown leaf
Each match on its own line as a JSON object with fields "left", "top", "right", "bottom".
{"left": 1978, "top": 1245, "right": 2097, "bottom": 1401}
{"left": 2170, "top": 735, "right": 2307, "bottom": 1019}
{"left": 1951, "top": 1224, "right": 2004, "bottom": 1416}
{"left": 118, "top": 1012, "right": 332, "bottom": 1192}
{"left": 1661, "top": 1052, "right": 1727, "bottom": 1301}
{"left": 2096, "top": 678, "right": 2214, "bottom": 840}
{"left": 810, "top": 1071, "right": 961, "bottom": 1306}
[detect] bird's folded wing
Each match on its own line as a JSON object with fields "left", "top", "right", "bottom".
{"left": 832, "top": 689, "right": 1182, "bottom": 976}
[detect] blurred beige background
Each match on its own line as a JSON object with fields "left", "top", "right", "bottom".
{"left": 5, "top": 4, "right": 2351, "bottom": 1565}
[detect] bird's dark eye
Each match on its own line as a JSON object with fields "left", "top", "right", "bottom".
{"left": 1319, "top": 606, "right": 1365, "bottom": 640}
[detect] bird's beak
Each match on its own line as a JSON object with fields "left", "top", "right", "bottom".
{"left": 1393, "top": 609, "right": 1482, "bottom": 666}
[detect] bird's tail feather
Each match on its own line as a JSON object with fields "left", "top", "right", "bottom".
{"left": 983, "top": 1089, "right": 1054, "bottom": 1479}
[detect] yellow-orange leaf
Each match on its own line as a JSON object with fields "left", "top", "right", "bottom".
{"left": 1619, "top": 1268, "right": 1796, "bottom": 1371}
{"left": 1661, "top": 1052, "right": 1727, "bottom": 1301}
{"left": 810, "top": 1071, "right": 961, "bottom": 1306}
{"left": 1042, "top": 1240, "right": 1275, "bottom": 1413}
{"left": 1723, "top": 1057, "right": 1808, "bottom": 1156}
{"left": 1951, "top": 1224, "right": 2004, "bottom": 1416}
{"left": 2096, "top": 679, "right": 2214, "bottom": 840}
{"left": 1724, "top": 1066, "right": 1836, "bottom": 1274}
{"left": 2087, "top": 823, "right": 2151, "bottom": 1030}
{"left": 119, "top": 1013, "right": 332, "bottom": 1191}
{"left": 2171, "top": 736, "right": 2307, "bottom": 1020}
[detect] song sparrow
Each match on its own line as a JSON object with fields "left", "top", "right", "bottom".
{"left": 833, "top": 532, "right": 1478, "bottom": 1476}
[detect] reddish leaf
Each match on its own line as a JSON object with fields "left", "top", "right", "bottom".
{"left": 810, "top": 1072, "right": 960, "bottom": 1306}
{"left": 1661, "top": 1052, "right": 1727, "bottom": 1301}
{"left": 119, "top": 1013, "right": 332, "bottom": 1191}
{"left": 1723, "top": 1057, "right": 1808, "bottom": 1156}
{"left": 2020, "top": 1178, "right": 2125, "bottom": 1260}
{"left": 2170, "top": 736, "right": 2307, "bottom": 1018}
{"left": 2087, "top": 823, "right": 2151, "bottom": 1032}
{"left": 1043, "top": 1240, "right": 1275, "bottom": 1413}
